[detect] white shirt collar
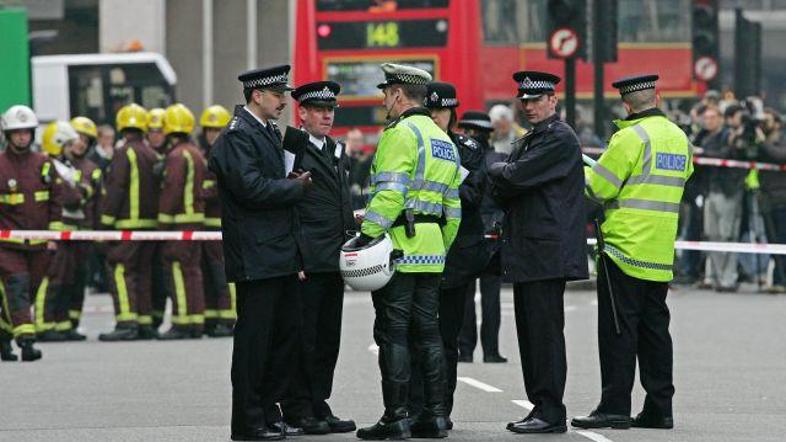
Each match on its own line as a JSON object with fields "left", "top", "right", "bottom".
{"left": 243, "top": 105, "right": 267, "bottom": 127}
{"left": 308, "top": 133, "right": 325, "bottom": 150}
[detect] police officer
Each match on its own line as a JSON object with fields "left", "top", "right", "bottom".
{"left": 99, "top": 103, "right": 160, "bottom": 341}
{"left": 355, "top": 64, "right": 462, "bottom": 440}
{"left": 456, "top": 110, "right": 507, "bottom": 364}
{"left": 280, "top": 81, "right": 356, "bottom": 434}
{"left": 488, "top": 71, "right": 588, "bottom": 434}
{"left": 572, "top": 74, "right": 690, "bottom": 431}
{"left": 408, "top": 82, "right": 486, "bottom": 429}
{"left": 0, "top": 105, "right": 63, "bottom": 361}
{"left": 157, "top": 103, "right": 208, "bottom": 340}
{"left": 198, "top": 105, "right": 235, "bottom": 337}
{"left": 209, "top": 65, "right": 311, "bottom": 441}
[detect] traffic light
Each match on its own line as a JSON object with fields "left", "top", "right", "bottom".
{"left": 546, "top": 0, "right": 587, "bottom": 61}
{"left": 593, "top": 0, "right": 618, "bottom": 63}
{"left": 734, "top": 9, "right": 762, "bottom": 98}
{"left": 692, "top": 0, "right": 719, "bottom": 84}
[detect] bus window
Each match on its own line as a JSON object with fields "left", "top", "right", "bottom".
{"left": 325, "top": 58, "right": 436, "bottom": 99}
{"left": 316, "top": 0, "right": 449, "bottom": 12}
{"left": 619, "top": 0, "right": 690, "bottom": 42}
{"left": 481, "top": 0, "right": 545, "bottom": 45}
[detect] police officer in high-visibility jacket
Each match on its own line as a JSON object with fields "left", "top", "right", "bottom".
{"left": 572, "top": 74, "right": 692, "bottom": 431}
{"left": 355, "top": 63, "right": 462, "bottom": 440}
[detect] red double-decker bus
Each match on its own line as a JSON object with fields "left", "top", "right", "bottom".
{"left": 293, "top": 0, "right": 697, "bottom": 136}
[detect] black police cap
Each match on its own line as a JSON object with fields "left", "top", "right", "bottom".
{"left": 458, "top": 110, "right": 493, "bottom": 132}
{"left": 611, "top": 74, "right": 659, "bottom": 96}
{"left": 292, "top": 81, "right": 341, "bottom": 108}
{"left": 512, "top": 71, "right": 560, "bottom": 99}
{"left": 238, "top": 65, "right": 293, "bottom": 91}
{"left": 424, "top": 82, "right": 459, "bottom": 109}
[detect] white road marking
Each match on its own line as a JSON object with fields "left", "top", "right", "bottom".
{"left": 367, "top": 343, "right": 379, "bottom": 356}
{"left": 456, "top": 377, "right": 503, "bottom": 393}
{"left": 576, "top": 430, "right": 615, "bottom": 442}
{"left": 511, "top": 399, "right": 534, "bottom": 411}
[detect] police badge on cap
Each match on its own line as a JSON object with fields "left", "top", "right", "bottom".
{"left": 512, "top": 71, "right": 561, "bottom": 99}
{"left": 292, "top": 81, "right": 341, "bottom": 108}
{"left": 238, "top": 65, "right": 294, "bottom": 91}
{"left": 611, "top": 74, "right": 660, "bottom": 96}
{"left": 424, "top": 82, "right": 459, "bottom": 109}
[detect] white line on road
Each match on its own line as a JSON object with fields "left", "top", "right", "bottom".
{"left": 456, "top": 377, "right": 503, "bottom": 393}
{"left": 511, "top": 399, "right": 534, "bottom": 411}
{"left": 576, "top": 430, "right": 615, "bottom": 442}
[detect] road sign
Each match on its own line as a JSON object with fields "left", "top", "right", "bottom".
{"left": 694, "top": 56, "right": 719, "bottom": 81}
{"left": 549, "top": 27, "right": 580, "bottom": 59}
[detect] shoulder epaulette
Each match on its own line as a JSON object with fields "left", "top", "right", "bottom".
{"left": 227, "top": 116, "right": 244, "bottom": 132}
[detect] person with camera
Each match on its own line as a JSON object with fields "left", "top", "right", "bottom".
{"left": 758, "top": 109, "right": 786, "bottom": 292}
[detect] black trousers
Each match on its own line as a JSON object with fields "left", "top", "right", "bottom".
{"left": 282, "top": 272, "right": 345, "bottom": 420}
{"left": 458, "top": 273, "right": 502, "bottom": 357}
{"left": 409, "top": 281, "right": 469, "bottom": 417}
{"left": 231, "top": 275, "right": 302, "bottom": 434}
{"left": 513, "top": 279, "right": 567, "bottom": 424}
{"left": 372, "top": 272, "right": 445, "bottom": 419}
{"left": 596, "top": 259, "right": 674, "bottom": 418}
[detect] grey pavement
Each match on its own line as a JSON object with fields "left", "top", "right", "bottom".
{"left": 2, "top": 283, "right": 786, "bottom": 442}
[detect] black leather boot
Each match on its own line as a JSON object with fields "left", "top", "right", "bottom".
{"left": 99, "top": 324, "right": 139, "bottom": 341}
{"left": 357, "top": 382, "right": 411, "bottom": 440}
{"left": 410, "top": 415, "right": 448, "bottom": 438}
{"left": 18, "top": 337, "right": 42, "bottom": 362}
{"left": 0, "top": 340, "right": 18, "bottom": 361}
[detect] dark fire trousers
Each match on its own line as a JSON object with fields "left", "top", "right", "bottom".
{"left": 0, "top": 247, "right": 49, "bottom": 340}
{"left": 105, "top": 242, "right": 155, "bottom": 327}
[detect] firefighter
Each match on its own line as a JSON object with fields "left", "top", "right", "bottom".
{"left": 198, "top": 104, "right": 235, "bottom": 338}
{"left": 36, "top": 121, "right": 96, "bottom": 342}
{"left": 157, "top": 103, "right": 208, "bottom": 340}
{"left": 146, "top": 107, "right": 169, "bottom": 329}
{"left": 98, "top": 103, "right": 160, "bottom": 341}
{"left": 355, "top": 64, "right": 462, "bottom": 440}
{"left": 0, "top": 105, "right": 63, "bottom": 361}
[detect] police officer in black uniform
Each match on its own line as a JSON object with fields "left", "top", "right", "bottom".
{"left": 488, "top": 71, "right": 589, "bottom": 434}
{"left": 408, "top": 82, "right": 487, "bottom": 429}
{"left": 456, "top": 111, "right": 508, "bottom": 364}
{"left": 279, "top": 81, "right": 357, "bottom": 435}
{"left": 208, "top": 65, "right": 311, "bottom": 441}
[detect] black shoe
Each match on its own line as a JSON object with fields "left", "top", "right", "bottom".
{"left": 632, "top": 412, "right": 674, "bottom": 429}
{"left": 190, "top": 327, "right": 204, "bottom": 339}
{"left": 571, "top": 411, "right": 631, "bottom": 429}
{"left": 207, "top": 323, "right": 234, "bottom": 338}
{"left": 37, "top": 329, "right": 67, "bottom": 342}
{"left": 445, "top": 417, "right": 453, "bottom": 431}
{"left": 231, "top": 426, "right": 285, "bottom": 441}
{"left": 270, "top": 421, "right": 304, "bottom": 436}
{"left": 137, "top": 325, "right": 159, "bottom": 340}
{"left": 61, "top": 329, "right": 87, "bottom": 341}
{"left": 483, "top": 353, "right": 508, "bottom": 363}
{"left": 98, "top": 326, "right": 139, "bottom": 342}
{"left": 357, "top": 417, "right": 410, "bottom": 440}
{"left": 410, "top": 415, "right": 448, "bottom": 438}
{"left": 0, "top": 340, "right": 18, "bottom": 361}
{"left": 457, "top": 354, "right": 473, "bottom": 363}
{"left": 288, "top": 416, "right": 330, "bottom": 435}
{"left": 18, "top": 338, "right": 42, "bottom": 362}
{"left": 157, "top": 327, "right": 192, "bottom": 340}
{"left": 324, "top": 414, "right": 356, "bottom": 433}
{"left": 507, "top": 416, "right": 566, "bottom": 434}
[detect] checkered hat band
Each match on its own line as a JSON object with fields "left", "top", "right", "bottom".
{"left": 440, "top": 98, "right": 458, "bottom": 107}
{"left": 519, "top": 80, "right": 555, "bottom": 91}
{"left": 341, "top": 264, "right": 385, "bottom": 279}
{"left": 299, "top": 89, "right": 336, "bottom": 102}
{"left": 460, "top": 119, "right": 492, "bottom": 129}
{"left": 243, "top": 73, "right": 289, "bottom": 88}
{"left": 619, "top": 81, "right": 656, "bottom": 95}
{"left": 390, "top": 73, "right": 429, "bottom": 85}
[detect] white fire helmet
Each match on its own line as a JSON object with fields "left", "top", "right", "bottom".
{"left": 340, "top": 233, "right": 398, "bottom": 292}
{"left": 2, "top": 105, "right": 39, "bottom": 132}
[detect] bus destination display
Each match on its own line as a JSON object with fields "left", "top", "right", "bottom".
{"left": 317, "top": 19, "right": 448, "bottom": 50}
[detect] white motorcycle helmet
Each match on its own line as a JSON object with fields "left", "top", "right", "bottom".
{"left": 2, "top": 105, "right": 39, "bottom": 132}
{"left": 340, "top": 233, "right": 399, "bottom": 292}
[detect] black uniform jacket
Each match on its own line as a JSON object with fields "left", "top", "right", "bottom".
{"left": 290, "top": 132, "right": 355, "bottom": 273}
{"left": 208, "top": 105, "right": 305, "bottom": 282}
{"left": 488, "top": 113, "right": 589, "bottom": 283}
{"left": 442, "top": 132, "right": 488, "bottom": 289}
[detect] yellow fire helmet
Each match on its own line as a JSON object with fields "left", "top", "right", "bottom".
{"left": 147, "top": 108, "right": 166, "bottom": 131}
{"left": 163, "top": 103, "right": 195, "bottom": 135}
{"left": 116, "top": 103, "right": 148, "bottom": 132}
{"left": 200, "top": 105, "right": 231, "bottom": 129}
{"left": 70, "top": 116, "right": 98, "bottom": 139}
{"left": 42, "top": 121, "right": 79, "bottom": 157}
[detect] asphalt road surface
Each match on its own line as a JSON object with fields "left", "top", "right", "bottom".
{"left": 2, "top": 282, "right": 785, "bottom": 442}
